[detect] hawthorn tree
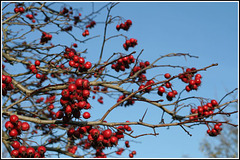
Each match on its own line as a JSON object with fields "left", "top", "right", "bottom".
{"left": 2, "top": 2, "right": 238, "bottom": 158}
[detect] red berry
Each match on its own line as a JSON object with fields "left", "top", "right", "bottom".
{"left": 14, "top": 7, "right": 19, "bottom": 13}
{"left": 26, "top": 147, "right": 35, "bottom": 156}
{"left": 38, "top": 146, "right": 46, "bottom": 154}
{"left": 9, "top": 129, "right": 18, "bottom": 137}
{"left": 10, "top": 115, "right": 19, "bottom": 124}
{"left": 19, "top": 146, "right": 27, "bottom": 154}
{"left": 132, "top": 150, "right": 136, "bottom": 155}
{"left": 110, "top": 136, "right": 118, "bottom": 145}
{"left": 21, "top": 122, "right": 30, "bottom": 131}
{"left": 35, "top": 60, "right": 40, "bottom": 66}
{"left": 103, "top": 129, "right": 112, "bottom": 139}
{"left": 36, "top": 74, "right": 42, "bottom": 79}
{"left": 129, "top": 153, "right": 134, "bottom": 158}
{"left": 68, "top": 84, "right": 77, "bottom": 93}
{"left": 11, "top": 150, "right": 19, "bottom": 157}
{"left": 164, "top": 73, "right": 171, "bottom": 79}
{"left": 11, "top": 141, "right": 20, "bottom": 149}
{"left": 18, "top": 7, "right": 25, "bottom": 13}
{"left": 211, "top": 99, "right": 218, "bottom": 106}
{"left": 83, "top": 112, "right": 90, "bottom": 119}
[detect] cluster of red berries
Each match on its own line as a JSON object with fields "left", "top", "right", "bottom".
{"left": 189, "top": 99, "right": 218, "bottom": 121}
{"left": 40, "top": 32, "right": 52, "bottom": 44}
{"left": 111, "top": 55, "right": 135, "bottom": 72}
{"left": 57, "top": 78, "right": 92, "bottom": 121}
{"left": 129, "top": 150, "right": 137, "bottom": 158}
{"left": 14, "top": 6, "right": 25, "bottom": 13}
{"left": 2, "top": 75, "right": 14, "bottom": 96}
{"left": 25, "top": 14, "right": 36, "bottom": 23}
{"left": 73, "top": 13, "right": 81, "bottom": 25}
{"left": 64, "top": 47, "right": 92, "bottom": 71}
{"left": 82, "top": 29, "right": 89, "bottom": 37}
{"left": 178, "top": 68, "right": 202, "bottom": 92}
{"left": 65, "top": 125, "right": 132, "bottom": 158}
{"left": 207, "top": 122, "right": 222, "bottom": 137}
{"left": 117, "top": 94, "right": 135, "bottom": 107}
{"left": 86, "top": 21, "right": 96, "bottom": 28}
{"left": 138, "top": 79, "right": 155, "bottom": 93}
{"left": 5, "top": 115, "right": 30, "bottom": 138}
{"left": 26, "top": 60, "right": 47, "bottom": 81}
{"left": 36, "top": 97, "right": 44, "bottom": 103}
{"left": 130, "top": 61, "right": 150, "bottom": 82}
{"left": 11, "top": 141, "right": 46, "bottom": 158}
{"left": 123, "top": 38, "right": 138, "bottom": 51}
{"left": 59, "top": 7, "right": 70, "bottom": 15}
{"left": 116, "top": 19, "right": 132, "bottom": 31}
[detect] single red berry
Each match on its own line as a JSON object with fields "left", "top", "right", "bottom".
{"left": 9, "top": 129, "right": 18, "bottom": 137}
{"left": 21, "top": 122, "right": 30, "bottom": 131}
{"left": 38, "top": 146, "right": 46, "bottom": 154}
{"left": 26, "top": 147, "right": 35, "bottom": 156}
{"left": 11, "top": 150, "right": 19, "bottom": 157}
{"left": 103, "top": 129, "right": 112, "bottom": 139}
{"left": 68, "top": 84, "right": 77, "bottom": 93}
{"left": 10, "top": 115, "right": 19, "bottom": 124}
{"left": 36, "top": 74, "right": 42, "bottom": 79}
{"left": 82, "top": 89, "right": 90, "bottom": 98}
{"left": 14, "top": 7, "right": 19, "bottom": 13}
{"left": 11, "top": 141, "right": 20, "bottom": 149}
{"left": 35, "top": 60, "right": 40, "bottom": 66}
{"left": 164, "top": 73, "right": 171, "bottom": 79}
{"left": 83, "top": 112, "right": 91, "bottom": 119}
{"left": 132, "top": 150, "right": 136, "bottom": 155}
{"left": 129, "top": 153, "right": 134, "bottom": 158}
{"left": 110, "top": 136, "right": 118, "bottom": 145}
{"left": 19, "top": 146, "right": 27, "bottom": 155}
{"left": 55, "top": 111, "right": 64, "bottom": 119}
{"left": 61, "top": 89, "right": 70, "bottom": 98}
{"left": 211, "top": 99, "right": 218, "bottom": 106}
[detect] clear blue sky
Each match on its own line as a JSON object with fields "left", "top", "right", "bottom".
{"left": 2, "top": 2, "right": 238, "bottom": 158}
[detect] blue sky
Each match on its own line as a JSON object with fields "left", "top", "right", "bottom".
{"left": 2, "top": 2, "right": 238, "bottom": 158}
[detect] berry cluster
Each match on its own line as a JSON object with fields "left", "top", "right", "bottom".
{"left": 130, "top": 61, "right": 150, "bottom": 82}
{"left": 86, "top": 21, "right": 96, "bottom": 28}
{"left": 111, "top": 55, "right": 135, "bottom": 72}
{"left": 59, "top": 7, "right": 69, "bottom": 15}
{"left": 178, "top": 68, "right": 202, "bottom": 92}
{"left": 64, "top": 47, "right": 92, "bottom": 71}
{"left": 14, "top": 6, "right": 25, "bottom": 13}
{"left": 40, "top": 32, "right": 52, "bottom": 44}
{"left": 65, "top": 124, "right": 135, "bottom": 158}
{"left": 123, "top": 38, "right": 138, "bottom": 51}
{"left": 73, "top": 14, "right": 81, "bottom": 25}
{"left": 116, "top": 19, "right": 132, "bottom": 31}
{"left": 5, "top": 115, "right": 30, "bottom": 138}
{"left": 82, "top": 29, "right": 89, "bottom": 37}
{"left": 138, "top": 79, "right": 155, "bottom": 93}
{"left": 2, "top": 75, "right": 14, "bottom": 96}
{"left": 36, "top": 97, "right": 44, "bottom": 103}
{"left": 189, "top": 99, "right": 218, "bottom": 121}
{"left": 117, "top": 94, "right": 135, "bottom": 106}
{"left": 57, "top": 78, "right": 92, "bottom": 122}
{"left": 25, "top": 14, "right": 36, "bottom": 23}
{"left": 11, "top": 142, "right": 46, "bottom": 158}
{"left": 26, "top": 60, "right": 46, "bottom": 80}
{"left": 207, "top": 122, "right": 222, "bottom": 137}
